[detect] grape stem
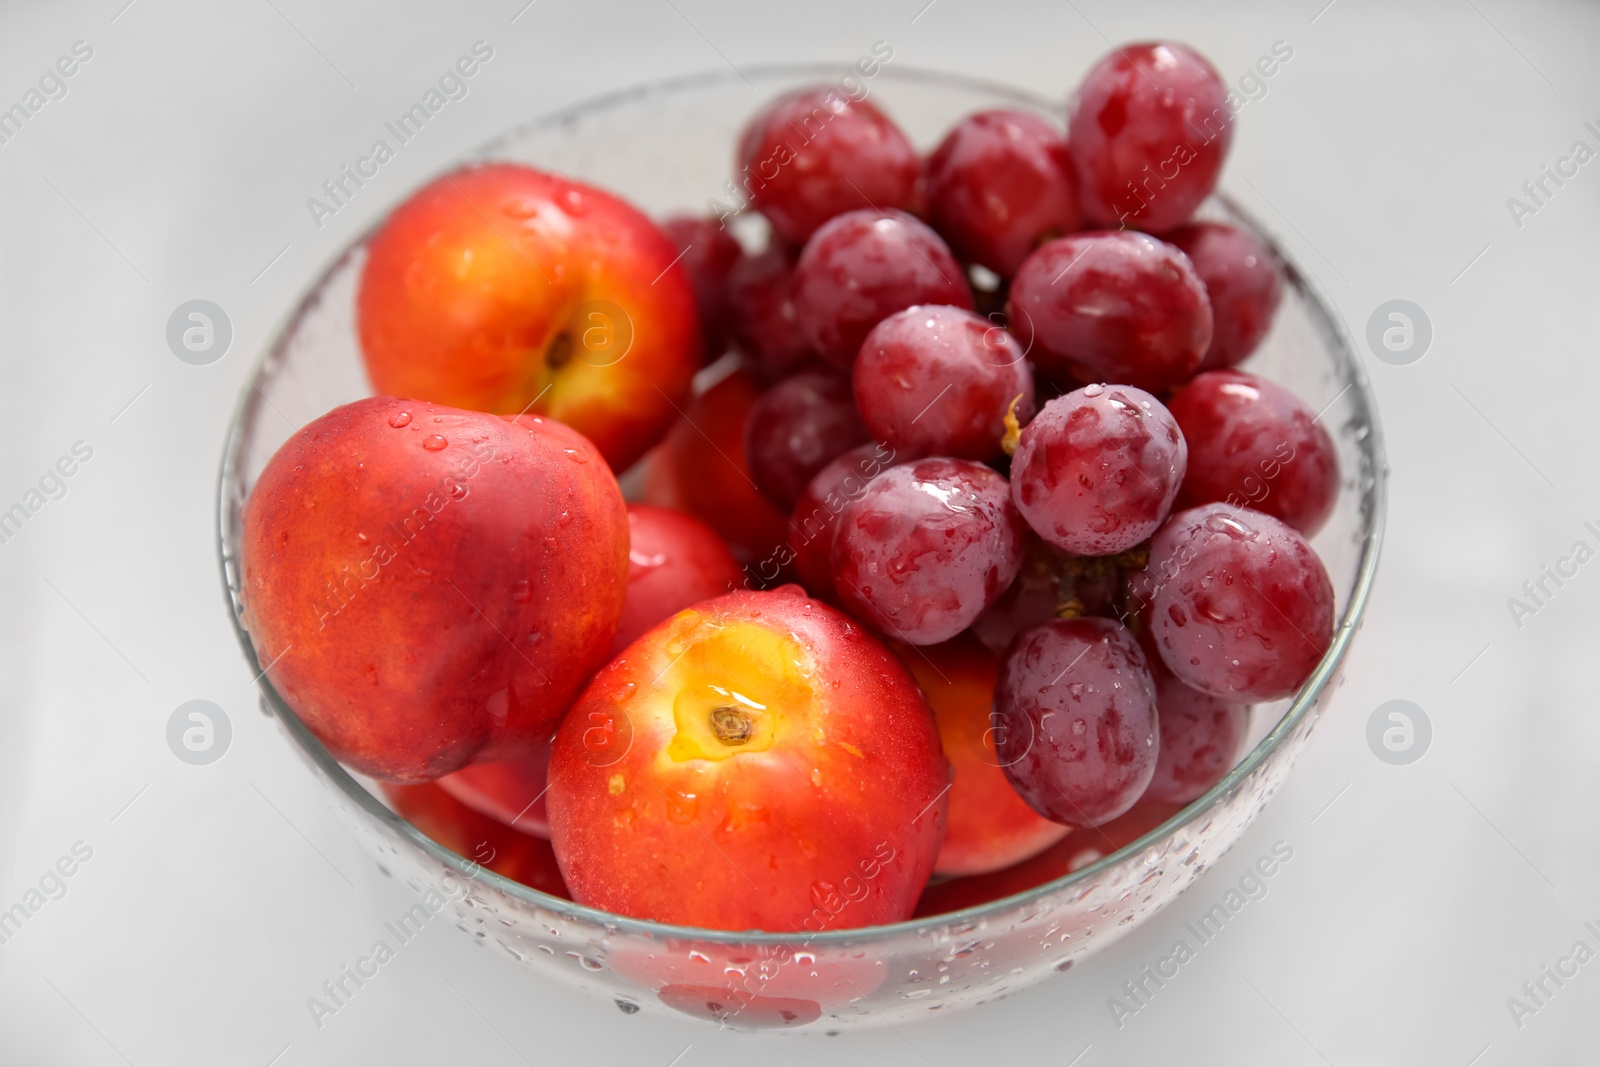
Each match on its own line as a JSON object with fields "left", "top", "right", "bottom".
{"left": 1000, "top": 394, "right": 1024, "bottom": 456}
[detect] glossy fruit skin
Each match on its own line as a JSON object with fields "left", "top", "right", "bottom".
{"left": 993, "top": 618, "right": 1159, "bottom": 828}
{"left": 436, "top": 737, "right": 553, "bottom": 837}
{"left": 744, "top": 369, "right": 869, "bottom": 511}
{"left": 737, "top": 86, "right": 921, "bottom": 246}
{"left": 546, "top": 586, "right": 949, "bottom": 932}
{"left": 1145, "top": 671, "right": 1249, "bottom": 804}
{"left": 1066, "top": 42, "right": 1234, "bottom": 232}
{"left": 1010, "top": 384, "right": 1187, "bottom": 556}
{"left": 611, "top": 504, "right": 745, "bottom": 656}
{"left": 794, "top": 209, "right": 974, "bottom": 369}
{"left": 643, "top": 367, "right": 791, "bottom": 568}
{"left": 788, "top": 441, "right": 900, "bottom": 601}
{"left": 1167, "top": 369, "right": 1338, "bottom": 536}
{"left": 1009, "top": 231, "right": 1213, "bottom": 392}
{"left": 727, "top": 247, "right": 815, "bottom": 379}
{"left": 896, "top": 635, "right": 1071, "bottom": 876}
{"left": 1132, "top": 503, "right": 1334, "bottom": 702}
{"left": 384, "top": 781, "right": 569, "bottom": 899}
{"left": 239, "top": 397, "right": 628, "bottom": 782}
{"left": 1166, "top": 222, "right": 1283, "bottom": 370}
{"left": 913, "top": 798, "right": 1181, "bottom": 916}
{"left": 832, "top": 458, "right": 1025, "bottom": 645}
{"left": 925, "top": 109, "right": 1084, "bottom": 276}
{"left": 852, "top": 305, "right": 1035, "bottom": 461}
{"left": 357, "top": 163, "right": 700, "bottom": 473}
{"left": 660, "top": 215, "right": 743, "bottom": 363}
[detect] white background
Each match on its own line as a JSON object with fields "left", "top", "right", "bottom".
{"left": 1, "top": 1, "right": 1596, "bottom": 1063}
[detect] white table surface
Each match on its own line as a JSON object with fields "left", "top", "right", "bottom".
{"left": 2, "top": 1, "right": 1596, "bottom": 1063}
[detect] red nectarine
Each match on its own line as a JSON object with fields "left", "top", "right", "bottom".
{"left": 642, "top": 366, "right": 791, "bottom": 570}
{"left": 358, "top": 163, "right": 701, "bottom": 472}
{"left": 240, "top": 397, "right": 628, "bottom": 781}
{"left": 384, "top": 780, "right": 569, "bottom": 899}
{"left": 547, "top": 586, "right": 949, "bottom": 932}
{"left": 436, "top": 736, "right": 554, "bottom": 838}
{"left": 612, "top": 504, "right": 744, "bottom": 656}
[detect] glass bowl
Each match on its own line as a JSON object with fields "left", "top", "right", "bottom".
{"left": 217, "top": 63, "right": 1385, "bottom": 1032}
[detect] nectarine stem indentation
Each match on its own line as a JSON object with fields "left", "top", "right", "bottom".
{"left": 710, "top": 706, "right": 754, "bottom": 746}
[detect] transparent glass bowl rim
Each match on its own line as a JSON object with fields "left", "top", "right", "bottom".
{"left": 216, "top": 61, "right": 1388, "bottom": 949}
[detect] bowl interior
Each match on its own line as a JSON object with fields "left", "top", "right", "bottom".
{"left": 218, "top": 62, "right": 1385, "bottom": 948}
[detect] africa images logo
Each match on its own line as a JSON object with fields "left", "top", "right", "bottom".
{"left": 305, "top": 41, "right": 494, "bottom": 230}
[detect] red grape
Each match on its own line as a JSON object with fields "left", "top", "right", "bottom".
{"left": 736, "top": 87, "right": 920, "bottom": 246}
{"left": 726, "top": 247, "right": 814, "bottom": 379}
{"left": 1145, "top": 670, "right": 1248, "bottom": 804}
{"left": 1167, "top": 370, "right": 1338, "bottom": 536}
{"left": 1066, "top": 42, "right": 1233, "bottom": 232}
{"left": 787, "top": 441, "right": 900, "bottom": 600}
{"left": 1166, "top": 222, "right": 1283, "bottom": 370}
{"left": 993, "top": 617, "right": 1159, "bottom": 827}
{"left": 744, "top": 369, "right": 869, "bottom": 511}
{"left": 1009, "top": 231, "right": 1213, "bottom": 392}
{"left": 1010, "top": 384, "right": 1187, "bottom": 556}
{"left": 793, "top": 209, "right": 973, "bottom": 368}
{"left": 1131, "top": 503, "right": 1334, "bottom": 702}
{"left": 852, "top": 305, "right": 1034, "bottom": 461}
{"left": 658, "top": 215, "right": 742, "bottom": 363}
{"left": 831, "top": 457, "right": 1024, "bottom": 644}
{"left": 925, "top": 109, "right": 1083, "bottom": 276}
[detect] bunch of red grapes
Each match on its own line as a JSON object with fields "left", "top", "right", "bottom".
{"left": 666, "top": 43, "right": 1337, "bottom": 834}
